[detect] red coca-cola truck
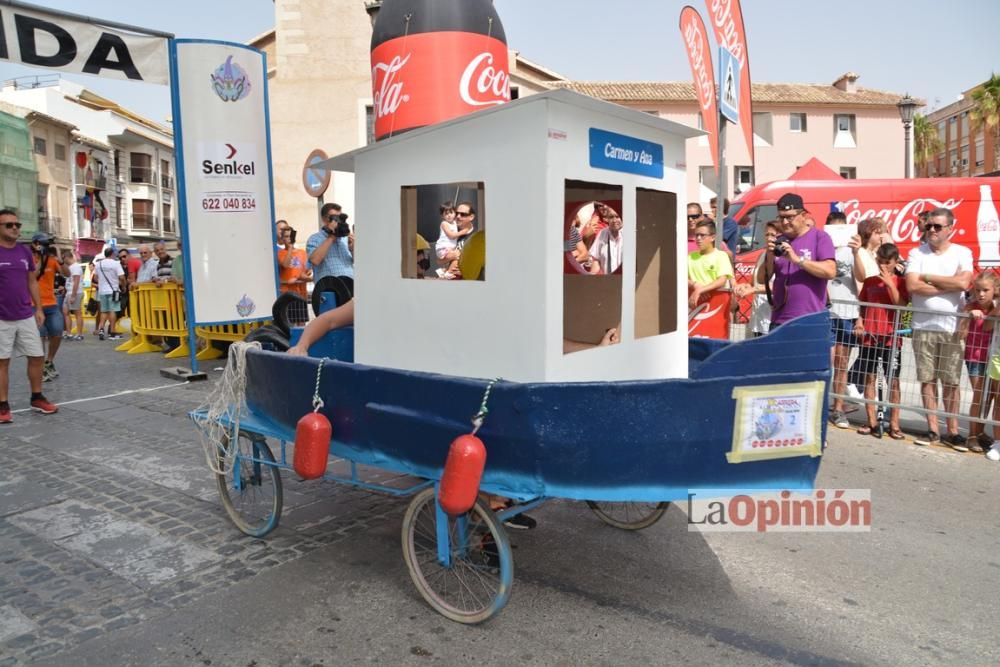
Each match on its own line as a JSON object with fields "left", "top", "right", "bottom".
{"left": 728, "top": 176, "right": 1000, "bottom": 322}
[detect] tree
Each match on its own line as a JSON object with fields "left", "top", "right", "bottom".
{"left": 913, "top": 113, "right": 942, "bottom": 173}
{"left": 969, "top": 73, "right": 1000, "bottom": 171}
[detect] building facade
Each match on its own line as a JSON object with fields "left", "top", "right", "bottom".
{"left": 0, "top": 79, "right": 176, "bottom": 253}
{"left": 557, "top": 73, "right": 913, "bottom": 203}
{"left": 917, "top": 79, "right": 999, "bottom": 179}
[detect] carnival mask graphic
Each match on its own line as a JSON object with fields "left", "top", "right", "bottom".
{"left": 211, "top": 56, "right": 251, "bottom": 102}
{"left": 236, "top": 294, "right": 256, "bottom": 317}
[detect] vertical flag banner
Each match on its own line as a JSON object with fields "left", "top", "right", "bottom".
{"left": 170, "top": 40, "right": 277, "bottom": 326}
{"left": 679, "top": 6, "right": 719, "bottom": 174}
{"left": 704, "top": 0, "right": 753, "bottom": 165}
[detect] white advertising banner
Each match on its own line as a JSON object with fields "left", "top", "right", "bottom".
{"left": 171, "top": 40, "right": 277, "bottom": 325}
{"left": 0, "top": 5, "right": 168, "bottom": 84}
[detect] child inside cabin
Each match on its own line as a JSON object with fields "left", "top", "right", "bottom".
{"left": 854, "top": 243, "right": 908, "bottom": 439}
{"left": 961, "top": 271, "right": 1000, "bottom": 454}
{"left": 434, "top": 202, "right": 472, "bottom": 279}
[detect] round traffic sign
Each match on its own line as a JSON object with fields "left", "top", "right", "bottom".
{"left": 302, "top": 148, "right": 331, "bottom": 198}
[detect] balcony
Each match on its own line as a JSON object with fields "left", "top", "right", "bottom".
{"left": 129, "top": 166, "right": 157, "bottom": 186}
{"left": 76, "top": 217, "right": 110, "bottom": 240}
{"left": 75, "top": 170, "right": 108, "bottom": 190}
{"left": 132, "top": 213, "right": 157, "bottom": 230}
{"left": 161, "top": 174, "right": 174, "bottom": 190}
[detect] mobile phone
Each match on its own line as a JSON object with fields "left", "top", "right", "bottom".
{"left": 289, "top": 229, "right": 297, "bottom": 244}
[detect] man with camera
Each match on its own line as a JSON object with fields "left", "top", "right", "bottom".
{"left": 307, "top": 203, "right": 354, "bottom": 282}
{"left": 756, "top": 193, "right": 835, "bottom": 332}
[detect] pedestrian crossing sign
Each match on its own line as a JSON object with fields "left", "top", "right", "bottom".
{"left": 718, "top": 47, "right": 740, "bottom": 125}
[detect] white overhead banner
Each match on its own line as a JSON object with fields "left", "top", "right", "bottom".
{"left": 0, "top": 4, "right": 169, "bottom": 84}
{"left": 170, "top": 40, "right": 277, "bottom": 325}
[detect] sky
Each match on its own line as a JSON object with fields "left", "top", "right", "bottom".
{"left": 0, "top": 0, "right": 998, "bottom": 126}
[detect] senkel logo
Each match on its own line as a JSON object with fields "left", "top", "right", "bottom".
{"left": 201, "top": 143, "right": 256, "bottom": 177}
{"left": 211, "top": 55, "right": 251, "bottom": 102}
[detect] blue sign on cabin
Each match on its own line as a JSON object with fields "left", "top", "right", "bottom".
{"left": 589, "top": 128, "right": 664, "bottom": 179}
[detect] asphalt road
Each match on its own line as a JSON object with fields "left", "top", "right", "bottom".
{"left": 1, "top": 335, "right": 998, "bottom": 666}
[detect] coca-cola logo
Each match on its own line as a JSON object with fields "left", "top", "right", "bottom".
{"left": 837, "top": 197, "right": 964, "bottom": 244}
{"left": 683, "top": 19, "right": 714, "bottom": 112}
{"left": 459, "top": 52, "right": 508, "bottom": 107}
{"left": 372, "top": 54, "right": 411, "bottom": 119}
{"left": 706, "top": 0, "right": 745, "bottom": 65}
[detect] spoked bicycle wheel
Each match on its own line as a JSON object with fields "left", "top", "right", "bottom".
{"left": 402, "top": 488, "right": 513, "bottom": 624}
{"left": 216, "top": 432, "right": 283, "bottom": 537}
{"left": 585, "top": 500, "right": 670, "bottom": 530}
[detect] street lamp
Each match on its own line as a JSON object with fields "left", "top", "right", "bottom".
{"left": 897, "top": 94, "right": 918, "bottom": 178}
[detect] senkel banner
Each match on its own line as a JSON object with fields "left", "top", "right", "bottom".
{"left": 589, "top": 128, "right": 664, "bottom": 179}
{"left": 0, "top": 4, "right": 168, "bottom": 84}
{"left": 170, "top": 40, "right": 277, "bottom": 325}
{"left": 704, "top": 0, "right": 753, "bottom": 165}
{"left": 679, "top": 6, "right": 718, "bottom": 174}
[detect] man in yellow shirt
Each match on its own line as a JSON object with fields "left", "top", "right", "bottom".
{"left": 687, "top": 221, "right": 733, "bottom": 308}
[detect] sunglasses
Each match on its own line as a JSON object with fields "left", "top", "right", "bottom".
{"left": 2, "top": 222, "right": 22, "bottom": 229}
{"left": 456, "top": 211, "right": 472, "bottom": 217}
{"left": 687, "top": 214, "right": 702, "bottom": 220}
{"left": 924, "top": 223, "right": 949, "bottom": 232}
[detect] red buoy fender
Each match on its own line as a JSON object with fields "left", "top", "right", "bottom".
{"left": 439, "top": 434, "right": 487, "bottom": 516}
{"left": 293, "top": 412, "right": 331, "bottom": 480}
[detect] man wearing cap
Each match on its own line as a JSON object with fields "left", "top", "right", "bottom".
{"left": 756, "top": 193, "right": 836, "bottom": 332}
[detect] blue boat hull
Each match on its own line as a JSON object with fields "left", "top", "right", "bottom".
{"left": 243, "top": 312, "right": 833, "bottom": 503}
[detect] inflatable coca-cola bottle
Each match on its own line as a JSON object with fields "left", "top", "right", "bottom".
{"left": 370, "top": 0, "right": 510, "bottom": 141}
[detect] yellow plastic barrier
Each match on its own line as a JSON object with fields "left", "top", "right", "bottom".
{"left": 126, "top": 283, "right": 190, "bottom": 359}
{"left": 82, "top": 286, "right": 96, "bottom": 324}
{"left": 193, "top": 321, "right": 270, "bottom": 360}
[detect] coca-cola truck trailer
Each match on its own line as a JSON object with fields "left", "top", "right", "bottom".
{"left": 727, "top": 176, "right": 1000, "bottom": 317}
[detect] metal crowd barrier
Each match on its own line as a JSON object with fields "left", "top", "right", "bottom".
{"left": 733, "top": 297, "right": 1000, "bottom": 436}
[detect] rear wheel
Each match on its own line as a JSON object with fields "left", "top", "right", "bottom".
{"left": 402, "top": 488, "right": 513, "bottom": 624}
{"left": 216, "top": 432, "right": 283, "bottom": 537}
{"left": 585, "top": 500, "right": 670, "bottom": 530}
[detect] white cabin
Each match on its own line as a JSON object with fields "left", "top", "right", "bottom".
{"left": 322, "top": 88, "right": 701, "bottom": 383}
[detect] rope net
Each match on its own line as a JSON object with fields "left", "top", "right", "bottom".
{"left": 192, "top": 341, "right": 260, "bottom": 475}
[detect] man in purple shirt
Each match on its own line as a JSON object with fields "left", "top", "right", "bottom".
{"left": 756, "top": 193, "right": 836, "bottom": 330}
{"left": 0, "top": 209, "right": 58, "bottom": 423}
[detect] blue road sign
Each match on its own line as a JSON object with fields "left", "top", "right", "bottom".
{"left": 718, "top": 47, "right": 740, "bottom": 125}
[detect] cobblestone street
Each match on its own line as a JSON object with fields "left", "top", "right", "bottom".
{"left": 2, "top": 336, "right": 999, "bottom": 666}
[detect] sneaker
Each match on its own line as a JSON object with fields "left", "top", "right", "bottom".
{"left": 30, "top": 396, "right": 58, "bottom": 414}
{"left": 0, "top": 403, "right": 11, "bottom": 424}
{"left": 503, "top": 513, "right": 537, "bottom": 530}
{"left": 108, "top": 334, "right": 122, "bottom": 340}
{"left": 98, "top": 330, "right": 105, "bottom": 341}
{"left": 846, "top": 384, "right": 864, "bottom": 401}
{"left": 987, "top": 445, "right": 1000, "bottom": 462}
{"left": 43, "top": 360, "right": 58, "bottom": 379}
{"left": 913, "top": 431, "right": 939, "bottom": 446}
{"left": 945, "top": 433, "right": 968, "bottom": 452}
{"left": 967, "top": 436, "right": 985, "bottom": 454}
{"left": 828, "top": 410, "right": 850, "bottom": 429}
{"left": 977, "top": 433, "right": 993, "bottom": 451}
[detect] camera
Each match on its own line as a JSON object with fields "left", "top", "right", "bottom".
{"left": 772, "top": 234, "right": 789, "bottom": 257}
{"left": 325, "top": 212, "right": 350, "bottom": 238}
{"left": 289, "top": 228, "right": 297, "bottom": 244}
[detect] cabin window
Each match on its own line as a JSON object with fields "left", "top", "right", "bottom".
{"left": 634, "top": 187, "right": 677, "bottom": 340}
{"left": 563, "top": 179, "right": 624, "bottom": 354}
{"left": 400, "top": 182, "right": 485, "bottom": 281}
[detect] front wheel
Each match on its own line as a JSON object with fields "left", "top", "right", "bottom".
{"left": 585, "top": 500, "right": 670, "bottom": 530}
{"left": 402, "top": 488, "right": 513, "bottom": 624}
{"left": 216, "top": 432, "right": 283, "bottom": 537}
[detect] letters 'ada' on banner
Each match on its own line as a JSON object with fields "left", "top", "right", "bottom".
{"left": 704, "top": 0, "right": 754, "bottom": 165}
{"left": 0, "top": 5, "right": 168, "bottom": 84}
{"left": 170, "top": 40, "right": 277, "bottom": 325}
{"left": 679, "top": 6, "right": 719, "bottom": 174}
